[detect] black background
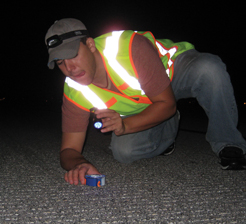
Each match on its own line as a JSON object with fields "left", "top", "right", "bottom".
{"left": 2, "top": 1, "right": 245, "bottom": 108}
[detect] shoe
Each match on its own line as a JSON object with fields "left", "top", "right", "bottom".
{"left": 219, "top": 146, "right": 246, "bottom": 170}
{"left": 159, "top": 143, "right": 175, "bottom": 156}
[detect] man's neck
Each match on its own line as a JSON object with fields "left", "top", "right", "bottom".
{"left": 91, "top": 51, "right": 108, "bottom": 88}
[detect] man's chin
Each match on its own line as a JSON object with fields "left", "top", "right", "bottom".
{"left": 74, "top": 79, "right": 92, "bottom": 86}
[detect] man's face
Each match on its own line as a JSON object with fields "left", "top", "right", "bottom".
{"left": 56, "top": 40, "right": 96, "bottom": 86}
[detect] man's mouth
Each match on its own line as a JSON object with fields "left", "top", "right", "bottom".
{"left": 72, "top": 71, "right": 85, "bottom": 78}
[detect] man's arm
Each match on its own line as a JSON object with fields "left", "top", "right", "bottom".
{"left": 123, "top": 84, "right": 176, "bottom": 134}
{"left": 60, "top": 132, "right": 87, "bottom": 170}
{"left": 60, "top": 132, "right": 100, "bottom": 185}
{"left": 95, "top": 83, "right": 176, "bottom": 135}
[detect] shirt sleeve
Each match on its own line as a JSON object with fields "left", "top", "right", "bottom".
{"left": 131, "top": 34, "right": 170, "bottom": 97}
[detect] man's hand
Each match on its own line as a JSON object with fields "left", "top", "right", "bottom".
{"left": 95, "top": 109, "right": 126, "bottom": 135}
{"left": 64, "top": 162, "right": 100, "bottom": 185}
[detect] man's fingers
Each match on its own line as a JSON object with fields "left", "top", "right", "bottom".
{"left": 72, "top": 169, "right": 79, "bottom": 185}
{"left": 67, "top": 170, "right": 75, "bottom": 185}
{"left": 65, "top": 169, "right": 80, "bottom": 185}
{"left": 78, "top": 167, "right": 87, "bottom": 185}
{"left": 95, "top": 109, "right": 116, "bottom": 119}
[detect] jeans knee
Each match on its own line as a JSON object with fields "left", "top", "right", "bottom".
{"left": 111, "top": 146, "right": 134, "bottom": 163}
{"left": 199, "top": 54, "right": 226, "bottom": 78}
{"left": 109, "top": 115, "right": 180, "bottom": 164}
{"left": 109, "top": 138, "right": 134, "bottom": 163}
{"left": 191, "top": 54, "right": 231, "bottom": 92}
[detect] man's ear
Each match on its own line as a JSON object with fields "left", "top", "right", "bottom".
{"left": 86, "top": 38, "right": 96, "bottom": 53}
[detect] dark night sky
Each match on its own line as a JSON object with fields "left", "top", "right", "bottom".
{"left": 2, "top": 1, "right": 245, "bottom": 106}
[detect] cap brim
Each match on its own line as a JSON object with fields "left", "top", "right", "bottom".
{"left": 47, "top": 39, "right": 81, "bottom": 69}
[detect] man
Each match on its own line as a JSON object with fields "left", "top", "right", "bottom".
{"left": 45, "top": 18, "right": 246, "bottom": 185}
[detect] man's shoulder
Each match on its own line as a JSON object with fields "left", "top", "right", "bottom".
{"left": 133, "top": 32, "right": 151, "bottom": 44}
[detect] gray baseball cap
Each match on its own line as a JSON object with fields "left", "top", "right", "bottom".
{"left": 45, "top": 18, "right": 89, "bottom": 69}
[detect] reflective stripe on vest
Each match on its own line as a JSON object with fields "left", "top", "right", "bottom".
{"left": 65, "top": 77, "right": 107, "bottom": 109}
{"left": 103, "top": 31, "right": 145, "bottom": 95}
{"left": 155, "top": 41, "right": 177, "bottom": 76}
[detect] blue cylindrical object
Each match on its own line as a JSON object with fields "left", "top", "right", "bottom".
{"left": 85, "top": 174, "right": 106, "bottom": 187}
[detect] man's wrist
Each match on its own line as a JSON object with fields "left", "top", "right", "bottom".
{"left": 60, "top": 148, "right": 81, "bottom": 155}
{"left": 60, "top": 148, "right": 88, "bottom": 171}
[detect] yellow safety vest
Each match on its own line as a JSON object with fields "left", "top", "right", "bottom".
{"left": 64, "top": 30, "right": 194, "bottom": 115}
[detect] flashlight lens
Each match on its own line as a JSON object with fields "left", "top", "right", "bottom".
{"left": 94, "top": 121, "right": 103, "bottom": 129}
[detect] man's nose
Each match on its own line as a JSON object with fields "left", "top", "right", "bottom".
{"left": 64, "top": 59, "right": 75, "bottom": 72}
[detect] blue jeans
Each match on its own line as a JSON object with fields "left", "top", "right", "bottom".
{"left": 110, "top": 50, "right": 246, "bottom": 163}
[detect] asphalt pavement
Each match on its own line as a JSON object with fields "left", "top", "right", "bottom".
{"left": 1, "top": 99, "right": 246, "bottom": 223}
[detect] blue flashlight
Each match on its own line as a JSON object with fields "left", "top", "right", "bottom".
{"left": 90, "top": 107, "right": 103, "bottom": 129}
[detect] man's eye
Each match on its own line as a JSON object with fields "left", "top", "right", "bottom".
{"left": 56, "top": 60, "right": 63, "bottom": 65}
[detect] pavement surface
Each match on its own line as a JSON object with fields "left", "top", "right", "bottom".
{"left": 1, "top": 99, "right": 246, "bottom": 223}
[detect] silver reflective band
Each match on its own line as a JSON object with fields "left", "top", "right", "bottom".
{"left": 48, "top": 39, "right": 58, "bottom": 47}
{"left": 155, "top": 42, "right": 177, "bottom": 76}
{"left": 75, "top": 31, "right": 83, "bottom": 35}
{"left": 65, "top": 77, "right": 107, "bottom": 109}
{"left": 103, "top": 31, "right": 145, "bottom": 95}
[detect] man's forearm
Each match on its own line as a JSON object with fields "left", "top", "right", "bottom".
{"left": 122, "top": 85, "right": 176, "bottom": 135}
{"left": 123, "top": 101, "right": 176, "bottom": 134}
{"left": 60, "top": 148, "right": 89, "bottom": 171}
